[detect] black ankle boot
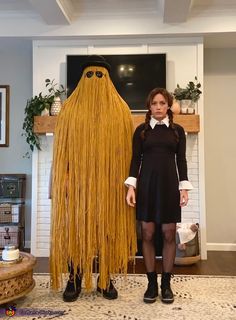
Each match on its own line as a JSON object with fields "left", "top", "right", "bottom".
{"left": 63, "top": 274, "right": 82, "bottom": 302}
{"left": 161, "top": 272, "right": 174, "bottom": 304}
{"left": 143, "top": 272, "right": 158, "bottom": 303}
{"left": 97, "top": 277, "right": 118, "bottom": 300}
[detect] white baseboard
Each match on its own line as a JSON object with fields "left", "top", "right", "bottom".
{"left": 207, "top": 243, "right": 236, "bottom": 251}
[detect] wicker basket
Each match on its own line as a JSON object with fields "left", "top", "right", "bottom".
{"left": 175, "top": 254, "right": 200, "bottom": 265}
{"left": 0, "top": 226, "right": 19, "bottom": 248}
{"left": 0, "top": 204, "right": 12, "bottom": 223}
{"left": 175, "top": 227, "right": 200, "bottom": 265}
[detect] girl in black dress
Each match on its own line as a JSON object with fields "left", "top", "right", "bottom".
{"left": 125, "top": 88, "right": 193, "bottom": 304}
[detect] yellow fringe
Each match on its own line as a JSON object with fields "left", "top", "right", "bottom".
{"left": 50, "top": 66, "right": 137, "bottom": 290}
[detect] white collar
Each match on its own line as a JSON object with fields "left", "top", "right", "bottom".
{"left": 150, "top": 116, "right": 169, "bottom": 129}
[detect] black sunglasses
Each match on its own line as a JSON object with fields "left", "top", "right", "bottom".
{"left": 85, "top": 71, "right": 104, "bottom": 78}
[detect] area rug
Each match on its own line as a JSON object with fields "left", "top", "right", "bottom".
{"left": 1, "top": 274, "right": 236, "bottom": 320}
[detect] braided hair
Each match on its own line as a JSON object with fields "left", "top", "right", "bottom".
{"left": 141, "top": 87, "right": 179, "bottom": 142}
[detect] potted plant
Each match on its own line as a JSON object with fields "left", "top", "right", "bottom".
{"left": 22, "top": 79, "right": 65, "bottom": 156}
{"left": 173, "top": 76, "right": 202, "bottom": 114}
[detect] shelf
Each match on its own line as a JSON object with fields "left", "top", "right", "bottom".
{"left": 132, "top": 114, "right": 200, "bottom": 133}
{"left": 34, "top": 114, "right": 200, "bottom": 134}
{"left": 0, "top": 175, "right": 26, "bottom": 250}
{"left": 34, "top": 116, "right": 58, "bottom": 134}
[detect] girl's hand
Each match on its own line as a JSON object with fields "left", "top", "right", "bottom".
{"left": 126, "top": 186, "right": 136, "bottom": 207}
{"left": 180, "top": 189, "right": 188, "bottom": 207}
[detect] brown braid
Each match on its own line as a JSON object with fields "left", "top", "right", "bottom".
{"left": 141, "top": 87, "right": 179, "bottom": 142}
{"left": 167, "top": 108, "right": 179, "bottom": 142}
{"left": 140, "top": 109, "right": 151, "bottom": 139}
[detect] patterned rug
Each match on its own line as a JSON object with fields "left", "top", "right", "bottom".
{"left": 1, "top": 274, "right": 236, "bottom": 320}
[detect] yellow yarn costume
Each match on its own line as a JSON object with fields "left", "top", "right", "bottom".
{"left": 50, "top": 63, "right": 137, "bottom": 291}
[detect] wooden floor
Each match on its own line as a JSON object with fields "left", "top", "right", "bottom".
{"left": 33, "top": 251, "right": 236, "bottom": 276}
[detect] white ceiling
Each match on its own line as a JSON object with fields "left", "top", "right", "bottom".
{"left": 0, "top": 0, "right": 236, "bottom": 48}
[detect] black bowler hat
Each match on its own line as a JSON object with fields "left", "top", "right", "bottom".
{"left": 81, "top": 55, "right": 111, "bottom": 72}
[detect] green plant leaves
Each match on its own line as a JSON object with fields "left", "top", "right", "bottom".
{"left": 45, "top": 79, "right": 65, "bottom": 98}
{"left": 173, "top": 77, "right": 202, "bottom": 102}
{"left": 22, "top": 79, "right": 65, "bottom": 156}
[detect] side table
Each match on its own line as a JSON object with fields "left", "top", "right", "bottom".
{"left": 0, "top": 252, "right": 36, "bottom": 304}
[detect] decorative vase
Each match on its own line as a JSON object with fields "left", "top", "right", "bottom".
{"left": 187, "top": 101, "right": 196, "bottom": 114}
{"left": 50, "top": 96, "right": 62, "bottom": 116}
{"left": 41, "top": 108, "right": 50, "bottom": 116}
{"left": 171, "top": 99, "right": 181, "bottom": 114}
{"left": 180, "top": 99, "right": 192, "bottom": 114}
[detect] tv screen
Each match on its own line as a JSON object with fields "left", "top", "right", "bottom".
{"left": 66, "top": 54, "right": 166, "bottom": 112}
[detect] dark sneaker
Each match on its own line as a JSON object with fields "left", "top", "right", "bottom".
{"left": 143, "top": 282, "right": 158, "bottom": 303}
{"left": 97, "top": 278, "right": 118, "bottom": 300}
{"left": 161, "top": 272, "right": 174, "bottom": 304}
{"left": 63, "top": 275, "right": 82, "bottom": 302}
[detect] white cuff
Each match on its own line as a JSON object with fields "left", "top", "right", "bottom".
{"left": 124, "top": 177, "right": 137, "bottom": 188}
{"left": 179, "top": 180, "right": 194, "bottom": 190}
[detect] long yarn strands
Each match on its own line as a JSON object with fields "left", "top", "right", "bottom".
{"left": 50, "top": 66, "right": 137, "bottom": 291}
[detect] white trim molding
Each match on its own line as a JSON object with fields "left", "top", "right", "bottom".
{"left": 207, "top": 243, "right": 236, "bottom": 251}
{"left": 30, "top": 149, "right": 39, "bottom": 256}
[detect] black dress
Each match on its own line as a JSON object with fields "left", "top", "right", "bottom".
{"left": 129, "top": 122, "right": 189, "bottom": 224}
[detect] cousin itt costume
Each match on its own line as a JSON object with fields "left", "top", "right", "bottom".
{"left": 50, "top": 55, "right": 137, "bottom": 301}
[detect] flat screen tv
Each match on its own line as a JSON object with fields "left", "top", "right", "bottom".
{"left": 66, "top": 53, "right": 166, "bottom": 112}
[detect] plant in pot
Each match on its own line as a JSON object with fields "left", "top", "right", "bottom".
{"left": 173, "top": 76, "right": 202, "bottom": 114}
{"left": 22, "top": 79, "right": 65, "bottom": 157}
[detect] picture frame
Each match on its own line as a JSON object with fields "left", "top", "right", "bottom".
{"left": 0, "top": 85, "right": 10, "bottom": 147}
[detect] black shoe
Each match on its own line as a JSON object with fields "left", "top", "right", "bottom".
{"left": 143, "top": 282, "right": 158, "bottom": 303}
{"left": 143, "top": 272, "right": 158, "bottom": 303}
{"left": 161, "top": 272, "right": 174, "bottom": 304}
{"left": 63, "top": 275, "right": 82, "bottom": 302}
{"left": 97, "top": 278, "right": 118, "bottom": 300}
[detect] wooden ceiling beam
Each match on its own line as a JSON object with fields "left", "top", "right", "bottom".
{"left": 163, "top": 0, "right": 192, "bottom": 23}
{"left": 28, "top": 0, "right": 74, "bottom": 25}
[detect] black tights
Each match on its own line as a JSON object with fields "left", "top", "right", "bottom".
{"left": 141, "top": 221, "right": 176, "bottom": 273}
